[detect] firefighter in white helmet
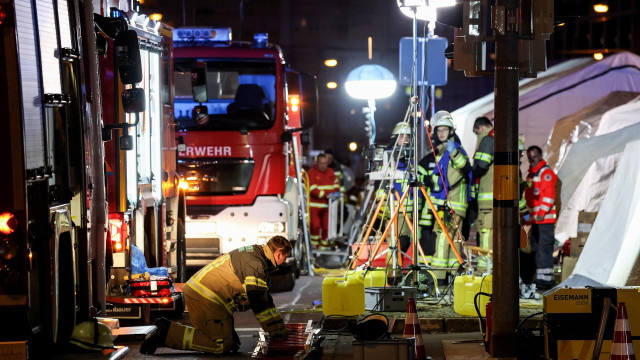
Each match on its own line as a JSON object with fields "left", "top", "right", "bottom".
{"left": 373, "top": 122, "right": 425, "bottom": 260}
{"left": 420, "top": 111, "right": 471, "bottom": 280}
{"left": 376, "top": 122, "right": 424, "bottom": 254}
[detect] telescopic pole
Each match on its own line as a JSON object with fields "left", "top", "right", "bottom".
{"left": 411, "top": 9, "right": 421, "bottom": 285}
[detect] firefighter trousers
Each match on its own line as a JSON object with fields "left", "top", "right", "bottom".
{"left": 165, "top": 284, "right": 235, "bottom": 354}
{"left": 475, "top": 209, "right": 492, "bottom": 273}
{"left": 432, "top": 214, "right": 464, "bottom": 277}
{"left": 310, "top": 206, "right": 329, "bottom": 250}
{"left": 531, "top": 223, "right": 555, "bottom": 288}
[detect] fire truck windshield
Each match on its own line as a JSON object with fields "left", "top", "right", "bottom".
{"left": 174, "top": 59, "right": 277, "bottom": 131}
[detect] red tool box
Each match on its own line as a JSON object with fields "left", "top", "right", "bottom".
{"left": 129, "top": 276, "right": 173, "bottom": 297}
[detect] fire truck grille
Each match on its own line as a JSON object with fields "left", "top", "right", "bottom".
{"left": 178, "top": 159, "right": 254, "bottom": 195}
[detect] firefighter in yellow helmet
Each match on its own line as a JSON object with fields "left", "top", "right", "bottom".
{"left": 420, "top": 111, "right": 471, "bottom": 279}
{"left": 140, "top": 236, "right": 292, "bottom": 355}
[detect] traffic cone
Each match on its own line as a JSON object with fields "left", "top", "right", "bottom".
{"left": 403, "top": 297, "right": 427, "bottom": 360}
{"left": 610, "top": 302, "right": 636, "bottom": 360}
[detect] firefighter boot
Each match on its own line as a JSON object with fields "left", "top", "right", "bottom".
{"left": 140, "top": 317, "right": 171, "bottom": 354}
{"left": 230, "top": 327, "right": 241, "bottom": 353}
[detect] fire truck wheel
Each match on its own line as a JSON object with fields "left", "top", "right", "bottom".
{"left": 292, "top": 240, "right": 303, "bottom": 279}
{"left": 270, "top": 265, "right": 296, "bottom": 292}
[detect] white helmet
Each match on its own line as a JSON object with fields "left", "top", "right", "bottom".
{"left": 392, "top": 122, "right": 411, "bottom": 136}
{"left": 431, "top": 110, "right": 455, "bottom": 129}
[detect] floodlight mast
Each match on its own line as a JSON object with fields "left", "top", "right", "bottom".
{"left": 399, "top": 0, "right": 425, "bottom": 286}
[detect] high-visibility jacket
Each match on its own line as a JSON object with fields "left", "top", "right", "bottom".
{"left": 473, "top": 128, "right": 494, "bottom": 209}
{"left": 184, "top": 244, "right": 286, "bottom": 334}
{"left": 428, "top": 142, "right": 471, "bottom": 215}
{"left": 308, "top": 165, "right": 339, "bottom": 208}
{"left": 524, "top": 160, "right": 557, "bottom": 224}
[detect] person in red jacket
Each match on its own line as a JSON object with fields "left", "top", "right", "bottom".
{"left": 308, "top": 153, "right": 340, "bottom": 250}
{"left": 523, "top": 145, "right": 557, "bottom": 290}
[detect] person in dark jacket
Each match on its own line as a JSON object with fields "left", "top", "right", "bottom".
{"left": 471, "top": 116, "right": 494, "bottom": 272}
{"left": 140, "top": 236, "right": 292, "bottom": 355}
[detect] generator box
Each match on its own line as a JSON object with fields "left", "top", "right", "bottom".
{"left": 364, "top": 287, "right": 417, "bottom": 312}
{"left": 353, "top": 337, "right": 415, "bottom": 360}
{"left": 544, "top": 287, "right": 640, "bottom": 360}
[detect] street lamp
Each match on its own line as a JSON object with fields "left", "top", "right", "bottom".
{"left": 397, "top": 0, "right": 455, "bottom": 287}
{"left": 397, "top": 0, "right": 455, "bottom": 139}
{"left": 345, "top": 64, "right": 397, "bottom": 145}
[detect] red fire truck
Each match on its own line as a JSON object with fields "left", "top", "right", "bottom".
{"left": 98, "top": 5, "right": 185, "bottom": 319}
{"left": 0, "top": 0, "right": 115, "bottom": 356}
{"left": 173, "top": 28, "right": 318, "bottom": 287}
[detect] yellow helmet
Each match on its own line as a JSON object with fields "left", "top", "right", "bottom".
{"left": 431, "top": 110, "right": 455, "bottom": 129}
{"left": 69, "top": 320, "right": 116, "bottom": 351}
{"left": 392, "top": 122, "right": 411, "bottom": 136}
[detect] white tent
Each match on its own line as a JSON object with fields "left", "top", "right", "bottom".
{"left": 450, "top": 52, "right": 640, "bottom": 158}
{"left": 545, "top": 92, "right": 640, "bottom": 172}
{"left": 552, "top": 95, "right": 640, "bottom": 241}
{"left": 560, "top": 140, "right": 640, "bottom": 287}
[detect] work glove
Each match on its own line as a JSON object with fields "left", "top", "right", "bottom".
{"left": 446, "top": 140, "right": 456, "bottom": 154}
{"left": 270, "top": 325, "right": 290, "bottom": 340}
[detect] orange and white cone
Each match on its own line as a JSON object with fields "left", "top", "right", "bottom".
{"left": 403, "top": 297, "right": 427, "bottom": 360}
{"left": 610, "top": 302, "right": 636, "bottom": 360}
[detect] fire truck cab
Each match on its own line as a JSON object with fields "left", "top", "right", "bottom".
{"left": 173, "top": 28, "right": 318, "bottom": 287}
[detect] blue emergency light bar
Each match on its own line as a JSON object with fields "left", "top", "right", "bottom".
{"left": 173, "top": 27, "right": 232, "bottom": 42}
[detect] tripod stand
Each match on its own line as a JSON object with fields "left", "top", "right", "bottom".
{"left": 349, "top": 122, "right": 466, "bottom": 292}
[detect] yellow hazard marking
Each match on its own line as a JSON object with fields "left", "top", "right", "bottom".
{"left": 494, "top": 165, "right": 519, "bottom": 201}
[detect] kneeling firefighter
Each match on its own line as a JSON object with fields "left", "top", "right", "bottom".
{"left": 141, "top": 236, "right": 292, "bottom": 355}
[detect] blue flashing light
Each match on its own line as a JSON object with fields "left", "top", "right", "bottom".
{"left": 173, "top": 27, "right": 232, "bottom": 43}
{"left": 252, "top": 33, "right": 268, "bottom": 48}
{"left": 110, "top": 7, "right": 122, "bottom": 18}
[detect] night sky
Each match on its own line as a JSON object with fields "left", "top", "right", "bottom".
{"left": 140, "top": 0, "right": 638, "bottom": 175}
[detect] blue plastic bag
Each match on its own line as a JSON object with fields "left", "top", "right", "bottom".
{"left": 130, "top": 244, "right": 169, "bottom": 277}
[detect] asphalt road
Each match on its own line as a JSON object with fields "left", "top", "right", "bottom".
{"left": 108, "top": 274, "right": 488, "bottom": 360}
